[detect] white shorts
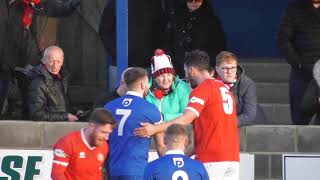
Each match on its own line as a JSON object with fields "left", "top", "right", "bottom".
{"left": 203, "top": 161, "right": 239, "bottom": 180}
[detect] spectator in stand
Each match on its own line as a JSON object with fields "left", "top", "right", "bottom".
{"left": 163, "top": 0, "right": 226, "bottom": 77}
{"left": 28, "top": 46, "right": 77, "bottom": 121}
{"left": 51, "top": 108, "right": 116, "bottom": 180}
{"left": 301, "top": 59, "right": 320, "bottom": 124}
{"left": 93, "top": 67, "right": 132, "bottom": 109}
{"left": 214, "top": 51, "right": 261, "bottom": 126}
{"left": 146, "top": 49, "right": 191, "bottom": 122}
{"left": 144, "top": 124, "right": 209, "bottom": 180}
{"left": 278, "top": 0, "right": 320, "bottom": 125}
{"left": 0, "top": 0, "right": 80, "bottom": 116}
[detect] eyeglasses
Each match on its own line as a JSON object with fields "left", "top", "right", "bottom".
{"left": 220, "top": 66, "right": 237, "bottom": 72}
{"left": 187, "top": 0, "right": 202, "bottom": 3}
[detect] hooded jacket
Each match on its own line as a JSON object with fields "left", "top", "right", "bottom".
{"left": 27, "top": 64, "right": 70, "bottom": 121}
{"left": 230, "top": 65, "right": 257, "bottom": 126}
{"left": 146, "top": 76, "right": 190, "bottom": 122}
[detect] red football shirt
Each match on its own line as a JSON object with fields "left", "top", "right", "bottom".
{"left": 51, "top": 128, "right": 108, "bottom": 180}
{"left": 186, "top": 79, "right": 239, "bottom": 163}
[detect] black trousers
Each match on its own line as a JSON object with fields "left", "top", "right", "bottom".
{"left": 289, "top": 65, "right": 314, "bottom": 125}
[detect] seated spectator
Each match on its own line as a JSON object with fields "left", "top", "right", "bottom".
{"left": 301, "top": 59, "right": 320, "bottom": 124}
{"left": 144, "top": 124, "right": 209, "bottom": 180}
{"left": 146, "top": 49, "right": 191, "bottom": 122}
{"left": 93, "top": 67, "right": 132, "bottom": 108}
{"left": 215, "top": 51, "right": 259, "bottom": 126}
{"left": 28, "top": 46, "right": 78, "bottom": 121}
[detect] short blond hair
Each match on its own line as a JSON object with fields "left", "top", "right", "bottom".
{"left": 216, "top": 51, "right": 237, "bottom": 66}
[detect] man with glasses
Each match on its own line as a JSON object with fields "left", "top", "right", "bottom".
{"left": 215, "top": 51, "right": 259, "bottom": 126}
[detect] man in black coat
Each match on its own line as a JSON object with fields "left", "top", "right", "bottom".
{"left": 278, "top": 0, "right": 320, "bottom": 124}
{"left": 163, "top": 0, "right": 226, "bottom": 77}
{"left": 0, "top": 0, "right": 79, "bottom": 115}
{"left": 28, "top": 46, "right": 78, "bottom": 121}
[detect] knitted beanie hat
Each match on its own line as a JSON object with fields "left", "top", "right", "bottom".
{"left": 151, "top": 49, "right": 175, "bottom": 78}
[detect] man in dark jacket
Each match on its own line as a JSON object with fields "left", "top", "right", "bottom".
{"left": 215, "top": 51, "right": 260, "bottom": 126}
{"left": 163, "top": 0, "right": 226, "bottom": 77}
{"left": 278, "top": 0, "right": 320, "bottom": 124}
{"left": 28, "top": 46, "right": 78, "bottom": 121}
{"left": 0, "top": 0, "right": 79, "bottom": 115}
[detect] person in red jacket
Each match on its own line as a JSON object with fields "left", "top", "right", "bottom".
{"left": 51, "top": 108, "right": 116, "bottom": 180}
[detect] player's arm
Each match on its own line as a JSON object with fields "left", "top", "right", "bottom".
{"left": 135, "top": 110, "right": 196, "bottom": 137}
{"left": 51, "top": 140, "right": 72, "bottom": 180}
{"left": 153, "top": 131, "right": 165, "bottom": 157}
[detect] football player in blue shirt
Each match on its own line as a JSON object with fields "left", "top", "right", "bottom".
{"left": 105, "top": 67, "right": 165, "bottom": 180}
{"left": 144, "top": 124, "right": 209, "bottom": 180}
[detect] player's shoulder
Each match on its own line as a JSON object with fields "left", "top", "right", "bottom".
{"left": 186, "top": 157, "right": 205, "bottom": 167}
{"left": 147, "top": 156, "right": 168, "bottom": 169}
{"left": 55, "top": 131, "right": 80, "bottom": 146}
{"left": 104, "top": 96, "right": 124, "bottom": 108}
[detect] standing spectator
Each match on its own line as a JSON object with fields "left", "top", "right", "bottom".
{"left": 99, "top": 0, "right": 165, "bottom": 68}
{"left": 163, "top": 0, "right": 226, "bottom": 77}
{"left": 301, "top": 59, "right": 320, "bottom": 124}
{"left": 146, "top": 49, "right": 190, "bottom": 122}
{"left": 51, "top": 108, "right": 116, "bottom": 180}
{"left": 135, "top": 50, "right": 240, "bottom": 180}
{"left": 278, "top": 0, "right": 320, "bottom": 125}
{"left": 104, "top": 67, "right": 165, "bottom": 179}
{"left": 215, "top": 51, "right": 258, "bottom": 126}
{"left": 144, "top": 124, "right": 209, "bottom": 180}
{"left": 28, "top": 46, "right": 77, "bottom": 121}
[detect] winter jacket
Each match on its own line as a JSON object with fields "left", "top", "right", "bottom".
{"left": 301, "top": 59, "right": 320, "bottom": 124}
{"left": 230, "top": 65, "right": 257, "bottom": 126}
{"left": 99, "top": 0, "right": 166, "bottom": 67}
{"left": 27, "top": 65, "right": 70, "bottom": 121}
{"left": 163, "top": 0, "right": 226, "bottom": 77}
{"left": 278, "top": 0, "right": 320, "bottom": 69}
{"left": 146, "top": 76, "right": 190, "bottom": 122}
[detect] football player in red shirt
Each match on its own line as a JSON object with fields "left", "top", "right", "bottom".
{"left": 135, "top": 50, "right": 240, "bottom": 180}
{"left": 51, "top": 108, "right": 116, "bottom": 180}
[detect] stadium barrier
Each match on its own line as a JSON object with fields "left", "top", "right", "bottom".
{"left": 1, "top": 121, "right": 320, "bottom": 180}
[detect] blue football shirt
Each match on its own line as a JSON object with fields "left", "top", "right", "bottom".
{"left": 104, "top": 91, "right": 162, "bottom": 176}
{"left": 144, "top": 150, "right": 209, "bottom": 180}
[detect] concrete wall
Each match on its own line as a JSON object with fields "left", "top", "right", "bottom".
{"left": 1, "top": 122, "right": 320, "bottom": 180}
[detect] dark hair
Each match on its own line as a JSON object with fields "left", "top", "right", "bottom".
{"left": 184, "top": 50, "right": 211, "bottom": 71}
{"left": 124, "top": 67, "right": 148, "bottom": 89}
{"left": 166, "top": 124, "right": 188, "bottom": 140}
{"left": 89, "top": 108, "right": 116, "bottom": 126}
{"left": 216, "top": 51, "right": 238, "bottom": 66}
